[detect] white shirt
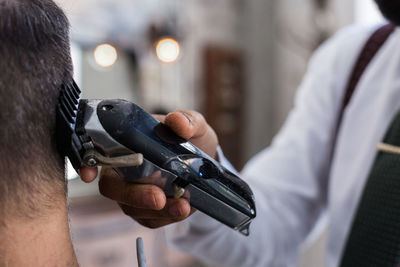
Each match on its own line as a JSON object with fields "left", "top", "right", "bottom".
{"left": 165, "top": 24, "right": 400, "bottom": 266}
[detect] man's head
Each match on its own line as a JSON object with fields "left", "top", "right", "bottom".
{"left": 375, "top": 0, "right": 400, "bottom": 25}
{"left": 0, "top": 0, "right": 72, "bottom": 219}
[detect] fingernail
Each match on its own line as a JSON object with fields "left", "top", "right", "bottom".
{"left": 180, "top": 111, "right": 192, "bottom": 125}
{"left": 169, "top": 204, "right": 183, "bottom": 217}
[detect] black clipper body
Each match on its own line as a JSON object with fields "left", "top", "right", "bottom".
{"left": 57, "top": 83, "right": 256, "bottom": 235}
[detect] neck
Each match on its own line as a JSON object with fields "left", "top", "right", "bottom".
{"left": 0, "top": 198, "right": 78, "bottom": 266}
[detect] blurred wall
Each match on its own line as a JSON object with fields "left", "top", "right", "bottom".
{"left": 239, "top": 0, "right": 277, "bottom": 163}
{"left": 273, "top": 0, "right": 354, "bottom": 134}
{"left": 81, "top": 50, "right": 138, "bottom": 101}
{"left": 171, "top": 0, "right": 243, "bottom": 111}
{"left": 240, "top": 0, "right": 354, "bottom": 163}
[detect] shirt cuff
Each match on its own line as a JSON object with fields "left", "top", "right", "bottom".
{"left": 216, "top": 146, "right": 239, "bottom": 175}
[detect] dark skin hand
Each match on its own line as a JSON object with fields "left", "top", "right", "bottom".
{"left": 79, "top": 110, "right": 218, "bottom": 228}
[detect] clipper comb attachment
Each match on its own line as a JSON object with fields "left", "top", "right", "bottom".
{"left": 56, "top": 81, "right": 82, "bottom": 169}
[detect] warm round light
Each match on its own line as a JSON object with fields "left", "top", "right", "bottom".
{"left": 94, "top": 43, "right": 118, "bottom": 68}
{"left": 156, "top": 38, "right": 180, "bottom": 63}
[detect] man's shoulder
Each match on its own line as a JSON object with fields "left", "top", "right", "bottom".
{"left": 324, "top": 24, "right": 378, "bottom": 54}
{"left": 311, "top": 24, "right": 385, "bottom": 73}
{"left": 332, "top": 24, "right": 378, "bottom": 42}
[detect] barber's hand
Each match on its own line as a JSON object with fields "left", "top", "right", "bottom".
{"left": 79, "top": 110, "right": 218, "bottom": 228}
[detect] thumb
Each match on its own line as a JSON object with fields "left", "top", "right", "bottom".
{"left": 79, "top": 166, "right": 98, "bottom": 183}
{"left": 164, "top": 110, "right": 218, "bottom": 158}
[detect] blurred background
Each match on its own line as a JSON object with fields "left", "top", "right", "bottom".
{"left": 56, "top": 0, "right": 383, "bottom": 266}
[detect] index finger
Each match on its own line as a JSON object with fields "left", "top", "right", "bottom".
{"left": 99, "top": 168, "right": 166, "bottom": 210}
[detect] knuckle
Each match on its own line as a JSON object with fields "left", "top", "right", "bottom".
{"left": 147, "top": 186, "right": 166, "bottom": 210}
{"left": 147, "top": 186, "right": 159, "bottom": 197}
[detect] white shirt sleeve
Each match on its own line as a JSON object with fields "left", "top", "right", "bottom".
{"left": 164, "top": 25, "right": 373, "bottom": 267}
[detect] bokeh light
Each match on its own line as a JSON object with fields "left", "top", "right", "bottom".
{"left": 94, "top": 43, "right": 118, "bottom": 68}
{"left": 155, "top": 37, "right": 180, "bottom": 63}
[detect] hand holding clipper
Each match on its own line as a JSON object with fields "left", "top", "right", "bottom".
{"left": 57, "top": 81, "right": 256, "bottom": 235}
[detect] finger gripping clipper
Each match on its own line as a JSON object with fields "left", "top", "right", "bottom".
{"left": 56, "top": 81, "right": 256, "bottom": 235}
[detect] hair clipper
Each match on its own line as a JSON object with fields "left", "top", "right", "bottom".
{"left": 56, "top": 81, "right": 256, "bottom": 235}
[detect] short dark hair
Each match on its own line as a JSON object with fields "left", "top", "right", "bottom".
{"left": 0, "top": 0, "right": 72, "bottom": 217}
{"left": 375, "top": 0, "right": 400, "bottom": 25}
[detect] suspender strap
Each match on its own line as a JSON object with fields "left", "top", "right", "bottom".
{"left": 332, "top": 24, "right": 395, "bottom": 155}
{"left": 342, "top": 24, "right": 395, "bottom": 110}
